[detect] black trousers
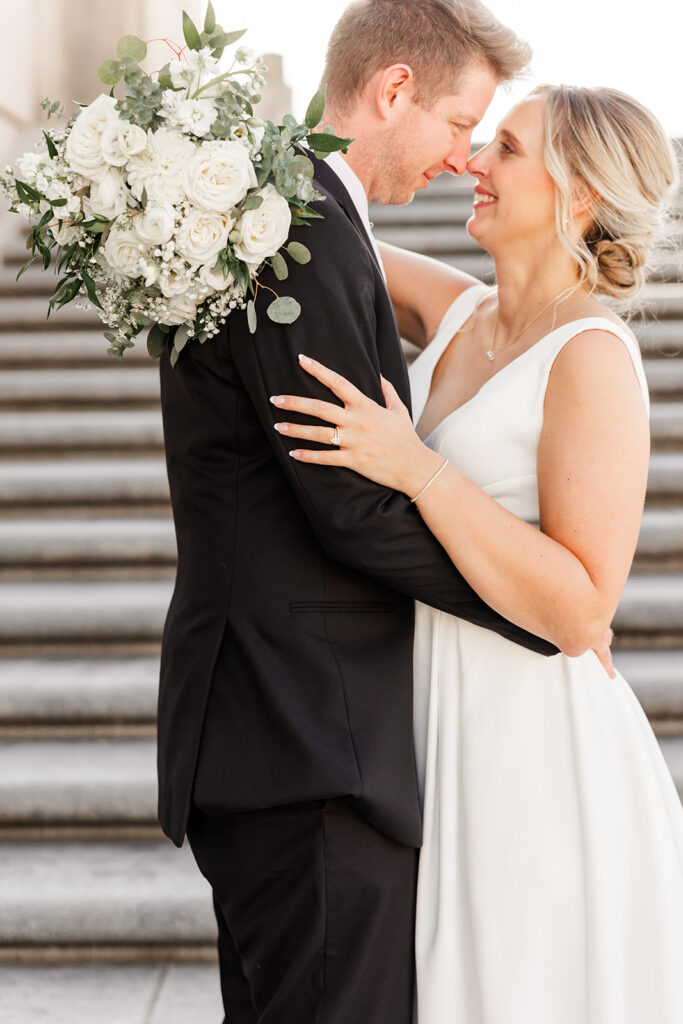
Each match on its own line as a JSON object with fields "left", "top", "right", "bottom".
{"left": 187, "top": 799, "right": 418, "bottom": 1024}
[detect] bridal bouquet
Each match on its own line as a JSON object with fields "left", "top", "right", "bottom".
{"left": 0, "top": 5, "right": 350, "bottom": 364}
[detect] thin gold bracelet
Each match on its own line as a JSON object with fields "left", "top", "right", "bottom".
{"left": 410, "top": 458, "right": 449, "bottom": 503}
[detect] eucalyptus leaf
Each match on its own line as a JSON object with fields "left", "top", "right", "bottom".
{"left": 305, "top": 84, "right": 327, "bottom": 130}
{"left": 271, "top": 252, "right": 288, "bottom": 281}
{"left": 16, "top": 255, "right": 36, "bottom": 282}
{"left": 286, "top": 242, "right": 311, "bottom": 265}
{"left": 174, "top": 324, "right": 191, "bottom": 352}
{"left": 158, "top": 63, "right": 173, "bottom": 90}
{"left": 170, "top": 346, "right": 180, "bottom": 369}
{"left": 210, "top": 29, "right": 246, "bottom": 47}
{"left": 182, "top": 10, "right": 203, "bottom": 51}
{"left": 204, "top": 1, "right": 216, "bottom": 34}
{"left": 308, "top": 132, "right": 353, "bottom": 154}
{"left": 241, "top": 195, "right": 263, "bottom": 211}
{"left": 267, "top": 296, "right": 301, "bottom": 325}
{"left": 117, "top": 35, "right": 147, "bottom": 61}
{"left": 247, "top": 299, "right": 257, "bottom": 334}
{"left": 98, "top": 59, "right": 123, "bottom": 85}
{"left": 147, "top": 323, "right": 166, "bottom": 359}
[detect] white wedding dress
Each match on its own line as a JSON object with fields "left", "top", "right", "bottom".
{"left": 409, "top": 284, "right": 683, "bottom": 1024}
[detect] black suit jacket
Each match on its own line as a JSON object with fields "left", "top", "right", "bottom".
{"left": 157, "top": 158, "right": 557, "bottom": 847}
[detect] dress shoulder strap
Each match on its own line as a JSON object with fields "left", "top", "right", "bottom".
{"left": 541, "top": 316, "right": 650, "bottom": 415}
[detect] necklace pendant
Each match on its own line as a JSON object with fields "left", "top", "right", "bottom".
{"left": 486, "top": 349, "right": 495, "bottom": 361}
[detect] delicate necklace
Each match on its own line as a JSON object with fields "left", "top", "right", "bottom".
{"left": 485, "top": 289, "right": 568, "bottom": 362}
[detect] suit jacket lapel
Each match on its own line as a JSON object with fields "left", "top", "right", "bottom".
{"left": 311, "top": 156, "right": 385, "bottom": 282}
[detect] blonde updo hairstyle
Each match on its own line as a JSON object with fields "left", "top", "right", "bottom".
{"left": 533, "top": 84, "right": 680, "bottom": 309}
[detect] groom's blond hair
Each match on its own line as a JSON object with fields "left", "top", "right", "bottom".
{"left": 323, "top": 0, "right": 531, "bottom": 113}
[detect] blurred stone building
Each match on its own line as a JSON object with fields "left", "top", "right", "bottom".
{"left": 0, "top": 0, "right": 291, "bottom": 163}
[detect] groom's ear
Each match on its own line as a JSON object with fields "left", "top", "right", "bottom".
{"left": 374, "top": 64, "right": 416, "bottom": 120}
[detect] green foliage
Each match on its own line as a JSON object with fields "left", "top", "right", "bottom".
{"left": 117, "top": 35, "right": 147, "bottom": 61}
{"left": 204, "top": 1, "right": 216, "bottom": 34}
{"left": 287, "top": 242, "right": 311, "bottom": 265}
{"left": 182, "top": 11, "right": 203, "bottom": 51}
{"left": 98, "top": 60, "right": 124, "bottom": 85}
{"left": 271, "top": 252, "right": 288, "bottom": 281}
{"left": 247, "top": 299, "right": 257, "bottom": 334}
{"left": 267, "top": 296, "right": 301, "bottom": 324}
{"left": 305, "top": 84, "right": 327, "bottom": 130}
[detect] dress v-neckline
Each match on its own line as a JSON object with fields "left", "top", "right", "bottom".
{"left": 412, "top": 285, "right": 643, "bottom": 446}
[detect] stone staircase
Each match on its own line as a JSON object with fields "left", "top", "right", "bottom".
{"left": 0, "top": 172, "right": 681, "bottom": 1005}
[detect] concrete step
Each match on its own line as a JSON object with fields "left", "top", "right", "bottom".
{"left": 650, "top": 402, "right": 683, "bottom": 445}
{"left": 0, "top": 410, "right": 164, "bottom": 453}
{"left": 0, "top": 510, "right": 678, "bottom": 571}
{"left": 0, "top": 518, "right": 175, "bottom": 567}
{"left": 0, "top": 574, "right": 679, "bottom": 648}
{"left": 0, "top": 331, "right": 150, "bottom": 366}
{"left": 0, "top": 841, "right": 215, "bottom": 947}
{"left": 636, "top": 508, "right": 683, "bottom": 561}
{"left": 0, "top": 297, "right": 101, "bottom": 331}
{"left": 0, "top": 657, "right": 158, "bottom": 725}
{"left": 0, "top": 965, "right": 222, "bottom": 1024}
{"left": 647, "top": 452, "right": 683, "bottom": 500}
{"left": 0, "top": 368, "right": 160, "bottom": 407}
{"left": 614, "top": 649, "right": 683, "bottom": 720}
{"left": 0, "top": 740, "right": 157, "bottom": 824}
{"left": 0, "top": 580, "right": 172, "bottom": 644}
{"left": 0, "top": 731, "right": 680, "bottom": 831}
{"left": 0, "top": 262, "right": 58, "bottom": 297}
{"left": 613, "top": 574, "right": 683, "bottom": 636}
{"left": 0, "top": 458, "right": 170, "bottom": 508}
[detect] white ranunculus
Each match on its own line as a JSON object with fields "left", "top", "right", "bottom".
{"left": 159, "top": 270, "right": 191, "bottom": 298}
{"left": 233, "top": 184, "right": 292, "bottom": 270}
{"left": 65, "top": 94, "right": 119, "bottom": 182}
{"left": 126, "top": 128, "right": 195, "bottom": 206}
{"left": 134, "top": 202, "right": 176, "bottom": 246}
{"left": 118, "top": 121, "right": 148, "bottom": 158}
{"left": 184, "top": 140, "right": 258, "bottom": 213}
{"left": 158, "top": 291, "right": 199, "bottom": 326}
{"left": 160, "top": 91, "right": 217, "bottom": 138}
{"left": 198, "top": 262, "right": 234, "bottom": 292}
{"left": 51, "top": 221, "right": 80, "bottom": 246}
{"left": 102, "top": 223, "right": 144, "bottom": 278}
{"left": 82, "top": 168, "right": 128, "bottom": 220}
{"left": 176, "top": 207, "right": 231, "bottom": 266}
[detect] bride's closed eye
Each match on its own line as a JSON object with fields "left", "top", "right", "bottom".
{"left": 499, "top": 141, "right": 514, "bottom": 155}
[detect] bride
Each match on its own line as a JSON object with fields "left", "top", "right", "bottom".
{"left": 271, "top": 85, "right": 683, "bottom": 1021}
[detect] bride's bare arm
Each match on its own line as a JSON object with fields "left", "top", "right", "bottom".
{"left": 378, "top": 241, "right": 480, "bottom": 348}
{"left": 271, "top": 330, "right": 649, "bottom": 656}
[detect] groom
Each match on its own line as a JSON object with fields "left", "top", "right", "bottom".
{"left": 158, "top": 2, "right": 547, "bottom": 1021}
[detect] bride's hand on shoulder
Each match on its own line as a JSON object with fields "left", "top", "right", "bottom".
{"left": 270, "top": 355, "right": 441, "bottom": 496}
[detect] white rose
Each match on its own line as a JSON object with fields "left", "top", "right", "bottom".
{"left": 134, "top": 202, "right": 176, "bottom": 246}
{"left": 118, "top": 121, "right": 147, "bottom": 157}
{"left": 102, "top": 223, "right": 143, "bottom": 278}
{"left": 176, "top": 207, "right": 231, "bottom": 266}
{"left": 65, "top": 94, "right": 119, "bottom": 182}
{"left": 82, "top": 167, "right": 128, "bottom": 220}
{"left": 126, "top": 128, "right": 195, "bottom": 206}
{"left": 159, "top": 270, "right": 190, "bottom": 298}
{"left": 184, "top": 140, "right": 258, "bottom": 213}
{"left": 159, "top": 291, "right": 199, "bottom": 327}
{"left": 198, "top": 262, "right": 234, "bottom": 292}
{"left": 141, "top": 260, "right": 160, "bottom": 288}
{"left": 100, "top": 123, "right": 128, "bottom": 167}
{"left": 233, "top": 184, "right": 292, "bottom": 270}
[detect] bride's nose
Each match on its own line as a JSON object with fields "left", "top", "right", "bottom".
{"left": 467, "top": 143, "right": 492, "bottom": 178}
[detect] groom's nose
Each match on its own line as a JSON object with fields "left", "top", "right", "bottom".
{"left": 444, "top": 135, "right": 472, "bottom": 176}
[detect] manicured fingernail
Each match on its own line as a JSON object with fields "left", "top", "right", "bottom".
{"left": 270, "top": 396, "right": 285, "bottom": 406}
{"left": 298, "top": 354, "right": 312, "bottom": 366}
{"left": 290, "top": 450, "right": 301, "bottom": 459}
{"left": 274, "top": 423, "right": 288, "bottom": 433}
